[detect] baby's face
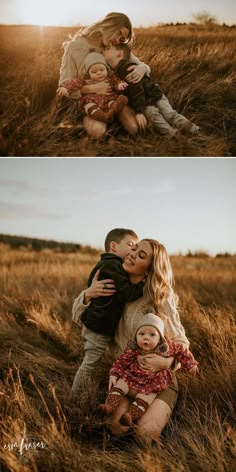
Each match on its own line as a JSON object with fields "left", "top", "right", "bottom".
{"left": 89, "top": 63, "right": 108, "bottom": 81}
{"left": 136, "top": 326, "right": 160, "bottom": 352}
{"left": 103, "top": 46, "right": 121, "bottom": 68}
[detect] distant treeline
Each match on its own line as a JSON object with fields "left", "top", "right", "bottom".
{"left": 0, "top": 234, "right": 100, "bottom": 254}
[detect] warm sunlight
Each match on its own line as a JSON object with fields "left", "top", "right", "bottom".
{"left": 19, "top": 0, "right": 68, "bottom": 26}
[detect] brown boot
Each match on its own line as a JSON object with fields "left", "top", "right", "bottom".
{"left": 109, "top": 95, "right": 128, "bottom": 114}
{"left": 98, "top": 387, "right": 124, "bottom": 416}
{"left": 87, "top": 105, "right": 109, "bottom": 123}
{"left": 120, "top": 398, "right": 148, "bottom": 426}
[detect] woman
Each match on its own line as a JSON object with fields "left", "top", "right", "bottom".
{"left": 56, "top": 12, "right": 150, "bottom": 139}
{"left": 72, "top": 239, "right": 189, "bottom": 442}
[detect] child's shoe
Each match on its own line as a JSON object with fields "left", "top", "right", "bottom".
{"left": 98, "top": 387, "right": 124, "bottom": 415}
{"left": 119, "top": 398, "right": 149, "bottom": 426}
{"left": 180, "top": 121, "right": 200, "bottom": 136}
{"left": 98, "top": 403, "right": 114, "bottom": 415}
{"left": 110, "top": 95, "right": 128, "bottom": 113}
{"left": 120, "top": 412, "right": 133, "bottom": 426}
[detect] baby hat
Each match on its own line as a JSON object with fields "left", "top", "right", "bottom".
{"left": 84, "top": 52, "right": 109, "bottom": 73}
{"left": 135, "top": 313, "right": 165, "bottom": 340}
{"left": 133, "top": 313, "right": 168, "bottom": 353}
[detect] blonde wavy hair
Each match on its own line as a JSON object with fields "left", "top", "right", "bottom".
{"left": 141, "top": 239, "right": 174, "bottom": 314}
{"left": 76, "top": 12, "right": 133, "bottom": 46}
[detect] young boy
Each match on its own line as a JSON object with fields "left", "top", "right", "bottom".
{"left": 103, "top": 44, "right": 200, "bottom": 136}
{"left": 71, "top": 228, "right": 144, "bottom": 393}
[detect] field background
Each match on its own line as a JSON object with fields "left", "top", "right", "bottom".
{"left": 0, "top": 240, "right": 235, "bottom": 471}
{"left": 0, "top": 24, "right": 236, "bottom": 157}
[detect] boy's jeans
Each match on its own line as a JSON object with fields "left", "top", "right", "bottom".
{"left": 72, "top": 325, "right": 111, "bottom": 393}
{"left": 145, "top": 94, "right": 194, "bottom": 135}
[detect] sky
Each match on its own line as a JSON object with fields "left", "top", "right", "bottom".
{"left": 0, "top": 0, "right": 235, "bottom": 27}
{"left": 0, "top": 158, "right": 235, "bottom": 256}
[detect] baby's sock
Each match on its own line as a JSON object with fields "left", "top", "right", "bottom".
{"left": 120, "top": 398, "right": 149, "bottom": 426}
{"left": 87, "top": 105, "right": 109, "bottom": 123}
{"left": 98, "top": 387, "right": 124, "bottom": 415}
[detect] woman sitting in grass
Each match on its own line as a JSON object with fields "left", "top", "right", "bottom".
{"left": 72, "top": 239, "right": 192, "bottom": 443}
{"left": 56, "top": 12, "right": 150, "bottom": 139}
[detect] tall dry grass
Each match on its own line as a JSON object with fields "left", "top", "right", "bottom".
{"left": 0, "top": 24, "right": 235, "bottom": 156}
{"left": 0, "top": 244, "right": 235, "bottom": 471}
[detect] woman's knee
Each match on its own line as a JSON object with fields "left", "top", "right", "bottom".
{"left": 117, "top": 106, "right": 138, "bottom": 134}
{"left": 83, "top": 116, "right": 106, "bottom": 139}
{"left": 137, "top": 399, "right": 172, "bottom": 439}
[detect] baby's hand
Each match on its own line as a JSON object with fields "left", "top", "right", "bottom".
{"left": 56, "top": 86, "right": 69, "bottom": 97}
{"left": 189, "top": 364, "right": 199, "bottom": 375}
{"left": 109, "top": 375, "right": 117, "bottom": 391}
{"left": 118, "top": 81, "right": 128, "bottom": 91}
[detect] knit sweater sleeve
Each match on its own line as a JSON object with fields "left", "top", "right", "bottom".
{"left": 160, "top": 291, "right": 190, "bottom": 348}
{"left": 62, "top": 77, "right": 86, "bottom": 92}
{"left": 72, "top": 290, "right": 90, "bottom": 324}
{"left": 58, "top": 38, "right": 93, "bottom": 97}
{"left": 130, "top": 52, "right": 151, "bottom": 76}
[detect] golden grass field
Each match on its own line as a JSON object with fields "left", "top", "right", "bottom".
{"left": 0, "top": 243, "right": 235, "bottom": 471}
{"left": 0, "top": 24, "right": 236, "bottom": 157}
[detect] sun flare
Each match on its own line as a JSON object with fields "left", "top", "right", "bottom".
{"left": 19, "top": 0, "right": 68, "bottom": 26}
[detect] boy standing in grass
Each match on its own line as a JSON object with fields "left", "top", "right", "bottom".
{"left": 71, "top": 228, "right": 144, "bottom": 393}
{"left": 103, "top": 44, "right": 199, "bottom": 137}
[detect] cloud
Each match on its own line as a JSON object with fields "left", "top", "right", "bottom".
{"left": 82, "top": 182, "right": 176, "bottom": 200}
{"left": 0, "top": 179, "right": 34, "bottom": 194}
{"left": 0, "top": 201, "right": 69, "bottom": 220}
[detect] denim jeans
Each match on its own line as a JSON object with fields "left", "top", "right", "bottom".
{"left": 145, "top": 94, "right": 194, "bottom": 135}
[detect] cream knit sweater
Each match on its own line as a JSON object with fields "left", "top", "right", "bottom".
{"left": 59, "top": 36, "right": 151, "bottom": 98}
{"left": 72, "top": 290, "right": 190, "bottom": 360}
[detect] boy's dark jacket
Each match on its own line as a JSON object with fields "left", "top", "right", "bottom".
{"left": 80, "top": 253, "right": 144, "bottom": 336}
{"left": 114, "top": 59, "right": 163, "bottom": 113}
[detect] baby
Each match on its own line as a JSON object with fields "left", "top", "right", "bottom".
{"left": 57, "top": 52, "right": 128, "bottom": 123}
{"left": 103, "top": 44, "right": 200, "bottom": 136}
{"left": 99, "top": 313, "right": 198, "bottom": 427}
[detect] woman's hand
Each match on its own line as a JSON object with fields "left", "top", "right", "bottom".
{"left": 138, "top": 354, "right": 174, "bottom": 371}
{"left": 84, "top": 269, "right": 116, "bottom": 303}
{"left": 125, "top": 64, "right": 147, "bottom": 84}
{"left": 81, "top": 81, "right": 112, "bottom": 96}
{"left": 109, "top": 375, "right": 117, "bottom": 391}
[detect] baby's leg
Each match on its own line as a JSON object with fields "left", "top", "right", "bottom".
{"left": 105, "top": 96, "right": 128, "bottom": 122}
{"left": 157, "top": 95, "right": 199, "bottom": 134}
{"left": 120, "top": 392, "right": 157, "bottom": 426}
{"left": 84, "top": 102, "right": 109, "bottom": 123}
{"left": 98, "top": 378, "right": 129, "bottom": 415}
{"left": 145, "top": 105, "right": 178, "bottom": 136}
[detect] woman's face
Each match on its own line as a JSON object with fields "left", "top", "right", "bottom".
{"left": 102, "top": 26, "right": 130, "bottom": 47}
{"left": 122, "top": 240, "right": 153, "bottom": 277}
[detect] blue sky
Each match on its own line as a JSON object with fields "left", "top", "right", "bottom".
{"left": 0, "top": 0, "right": 235, "bottom": 26}
{"left": 0, "top": 158, "right": 235, "bottom": 256}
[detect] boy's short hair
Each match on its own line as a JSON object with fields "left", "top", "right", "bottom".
{"left": 104, "top": 228, "right": 138, "bottom": 252}
{"left": 114, "top": 43, "right": 131, "bottom": 60}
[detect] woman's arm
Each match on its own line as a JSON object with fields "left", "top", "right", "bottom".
{"left": 80, "top": 81, "right": 113, "bottom": 95}
{"left": 72, "top": 270, "right": 115, "bottom": 323}
{"left": 125, "top": 52, "right": 151, "bottom": 83}
{"left": 161, "top": 291, "right": 190, "bottom": 348}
